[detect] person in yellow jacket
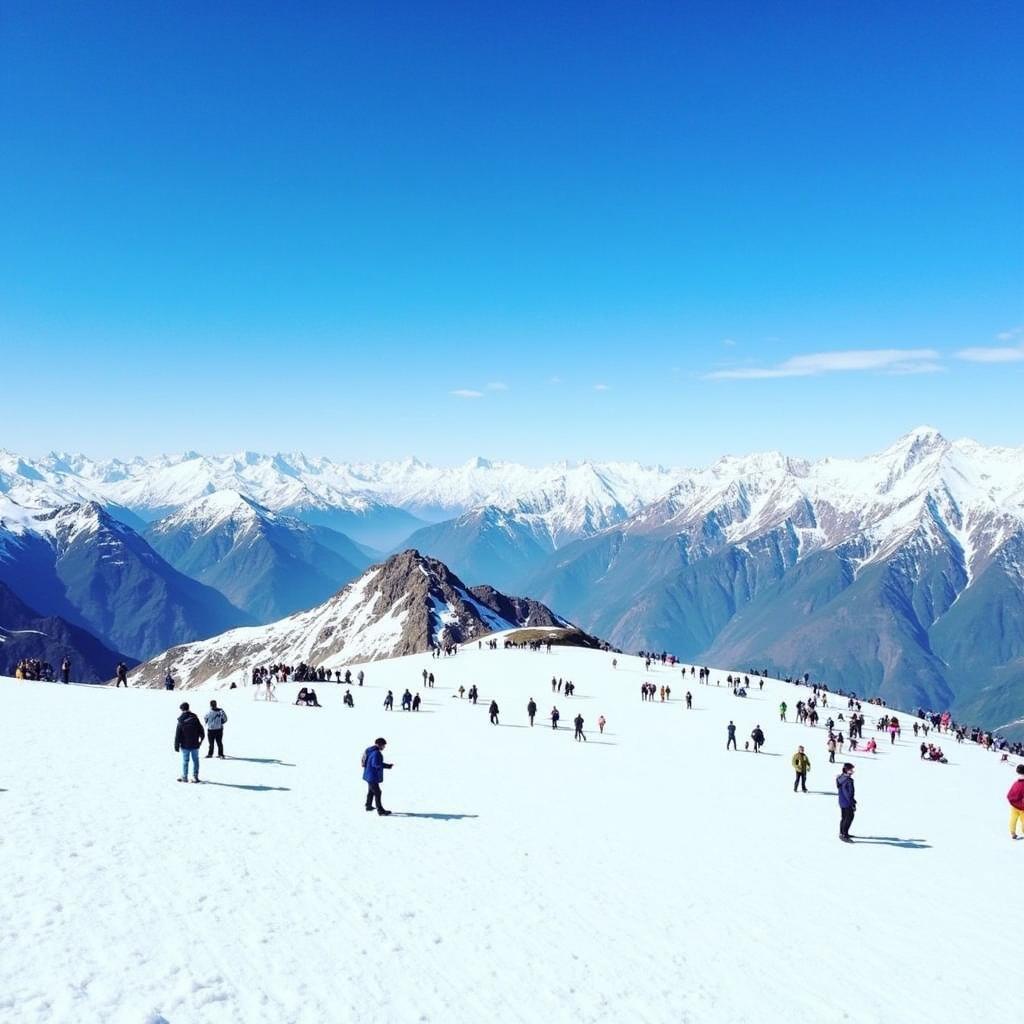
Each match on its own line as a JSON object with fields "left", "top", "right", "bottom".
{"left": 792, "top": 746, "right": 810, "bottom": 793}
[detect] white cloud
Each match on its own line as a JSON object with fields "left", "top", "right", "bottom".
{"left": 721, "top": 338, "right": 736, "bottom": 347}
{"left": 705, "top": 348, "right": 941, "bottom": 380}
{"left": 549, "top": 376, "right": 563, "bottom": 385}
{"left": 955, "top": 346, "right": 1024, "bottom": 364}
{"left": 593, "top": 383, "right": 611, "bottom": 391}
{"left": 485, "top": 381, "right": 508, "bottom": 391}
{"left": 957, "top": 327, "right": 1024, "bottom": 363}
{"left": 450, "top": 389, "right": 484, "bottom": 399}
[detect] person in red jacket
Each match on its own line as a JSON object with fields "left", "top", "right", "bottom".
{"left": 1008, "top": 764, "right": 1024, "bottom": 840}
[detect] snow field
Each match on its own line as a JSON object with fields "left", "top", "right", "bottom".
{"left": 0, "top": 645, "right": 1017, "bottom": 1024}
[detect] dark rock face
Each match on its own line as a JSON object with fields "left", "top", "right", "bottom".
{"left": 0, "top": 579, "right": 131, "bottom": 682}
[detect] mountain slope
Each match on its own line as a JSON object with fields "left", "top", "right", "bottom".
{"left": 0, "top": 579, "right": 131, "bottom": 681}
{"left": 130, "top": 550, "right": 571, "bottom": 688}
{"left": 0, "top": 498, "right": 253, "bottom": 659}
{"left": 143, "top": 491, "right": 370, "bottom": 621}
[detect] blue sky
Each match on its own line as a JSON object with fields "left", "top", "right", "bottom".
{"left": 1, "top": 1, "right": 1021, "bottom": 464}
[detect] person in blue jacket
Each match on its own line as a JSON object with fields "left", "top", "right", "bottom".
{"left": 362, "top": 737, "right": 394, "bottom": 816}
{"left": 837, "top": 762, "right": 856, "bottom": 842}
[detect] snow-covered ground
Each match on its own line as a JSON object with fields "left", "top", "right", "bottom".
{"left": 1, "top": 644, "right": 1017, "bottom": 1024}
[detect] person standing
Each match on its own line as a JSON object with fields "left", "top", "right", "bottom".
{"left": 175, "top": 702, "right": 205, "bottom": 783}
{"left": 837, "top": 763, "right": 856, "bottom": 842}
{"left": 779, "top": 701, "right": 787, "bottom": 722}
{"left": 1008, "top": 764, "right": 1024, "bottom": 840}
{"left": 489, "top": 700, "right": 500, "bottom": 725}
{"left": 527, "top": 698, "right": 537, "bottom": 726}
{"left": 205, "top": 700, "right": 228, "bottom": 759}
{"left": 792, "top": 746, "right": 810, "bottom": 793}
{"left": 573, "top": 714, "right": 587, "bottom": 742}
{"left": 61, "top": 656, "right": 71, "bottom": 684}
{"left": 164, "top": 670, "right": 175, "bottom": 691}
{"left": 550, "top": 706, "right": 560, "bottom": 730}
{"left": 383, "top": 690, "right": 394, "bottom": 710}
{"left": 597, "top": 714, "right": 606, "bottom": 734}
{"left": 362, "top": 737, "right": 393, "bottom": 816}
{"left": 357, "top": 669, "right": 365, "bottom": 687}
{"left": 115, "top": 662, "right": 129, "bottom": 688}
{"left": 685, "top": 692, "right": 692, "bottom": 709}
{"left": 726, "top": 721, "right": 737, "bottom": 750}
{"left": 751, "top": 725, "right": 766, "bottom": 753}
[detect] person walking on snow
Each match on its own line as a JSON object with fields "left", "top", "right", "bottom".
{"left": 489, "top": 700, "right": 500, "bottom": 725}
{"left": 550, "top": 706, "right": 560, "bottom": 729}
{"left": 597, "top": 714, "right": 606, "bottom": 734}
{"left": 115, "top": 662, "right": 129, "bottom": 687}
{"left": 527, "top": 699, "right": 537, "bottom": 726}
{"left": 837, "top": 763, "right": 856, "bottom": 842}
{"left": 362, "top": 737, "right": 393, "bottom": 816}
{"left": 751, "top": 725, "right": 766, "bottom": 753}
{"left": 726, "top": 721, "right": 737, "bottom": 750}
{"left": 383, "top": 690, "right": 394, "bottom": 710}
{"left": 574, "top": 714, "right": 587, "bottom": 742}
{"left": 1007, "top": 764, "right": 1024, "bottom": 840}
{"left": 175, "top": 702, "right": 205, "bottom": 783}
{"left": 685, "top": 692, "right": 692, "bottom": 709}
{"left": 204, "top": 700, "right": 228, "bottom": 759}
{"left": 792, "top": 746, "right": 810, "bottom": 792}
{"left": 61, "top": 656, "right": 71, "bottom": 684}
{"left": 779, "top": 701, "right": 788, "bottom": 722}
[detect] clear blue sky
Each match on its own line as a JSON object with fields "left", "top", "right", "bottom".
{"left": 2, "top": 1, "right": 1021, "bottom": 464}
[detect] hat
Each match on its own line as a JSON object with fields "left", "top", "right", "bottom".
{"left": 179, "top": 702, "right": 189, "bottom": 711}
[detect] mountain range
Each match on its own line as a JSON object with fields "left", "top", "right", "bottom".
{"left": 2, "top": 431, "right": 1023, "bottom": 735}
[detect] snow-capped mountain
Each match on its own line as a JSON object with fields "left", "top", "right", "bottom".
{"left": 130, "top": 550, "right": 573, "bottom": 689}
{"left": 143, "top": 490, "right": 371, "bottom": 621}
{"left": 523, "top": 427, "right": 1024, "bottom": 730}
{"left": 0, "top": 496, "right": 252, "bottom": 659}
{"left": 0, "top": 450, "right": 685, "bottom": 549}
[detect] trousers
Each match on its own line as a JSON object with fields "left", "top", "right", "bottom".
{"left": 207, "top": 729, "right": 224, "bottom": 757}
{"left": 840, "top": 806, "right": 856, "bottom": 838}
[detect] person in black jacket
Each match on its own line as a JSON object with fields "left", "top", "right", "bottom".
{"left": 174, "top": 702, "right": 205, "bottom": 783}
{"left": 527, "top": 698, "right": 537, "bottom": 726}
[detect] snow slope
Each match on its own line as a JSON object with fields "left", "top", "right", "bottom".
{"left": 0, "top": 645, "right": 1017, "bottom": 1024}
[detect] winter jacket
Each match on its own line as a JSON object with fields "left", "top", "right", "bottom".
{"left": 362, "top": 746, "right": 391, "bottom": 785}
{"left": 1008, "top": 779, "right": 1024, "bottom": 811}
{"left": 726, "top": 724, "right": 736, "bottom": 737}
{"left": 175, "top": 712, "right": 205, "bottom": 751}
{"left": 792, "top": 752, "right": 810, "bottom": 773}
{"left": 837, "top": 773, "right": 856, "bottom": 809}
{"left": 205, "top": 708, "right": 228, "bottom": 731}
{"left": 751, "top": 728, "right": 765, "bottom": 745}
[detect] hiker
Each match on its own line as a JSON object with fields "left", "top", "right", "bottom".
{"left": 527, "top": 698, "right": 537, "bottom": 726}
{"left": 384, "top": 690, "right": 394, "bottom": 710}
{"left": 550, "top": 706, "right": 560, "bottom": 729}
{"left": 115, "top": 662, "right": 129, "bottom": 688}
{"left": 174, "top": 702, "right": 205, "bottom": 783}
{"left": 779, "top": 701, "right": 787, "bottom": 722}
{"left": 751, "top": 725, "right": 766, "bottom": 753}
{"left": 164, "top": 670, "right": 175, "bottom": 691}
{"left": 837, "top": 763, "right": 856, "bottom": 841}
{"left": 827, "top": 736, "right": 837, "bottom": 763}
{"left": 574, "top": 714, "right": 587, "bottom": 742}
{"left": 362, "top": 737, "right": 393, "bottom": 816}
{"left": 792, "top": 746, "right": 810, "bottom": 792}
{"left": 357, "top": 669, "right": 364, "bottom": 687}
{"left": 1008, "top": 764, "right": 1024, "bottom": 840}
{"left": 726, "top": 721, "right": 737, "bottom": 750}
{"left": 489, "top": 700, "right": 500, "bottom": 725}
{"left": 597, "top": 714, "right": 606, "bottom": 734}
{"left": 412, "top": 692, "right": 421, "bottom": 711}
{"left": 204, "top": 700, "right": 228, "bottom": 759}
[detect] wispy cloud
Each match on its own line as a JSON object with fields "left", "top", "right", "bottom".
{"left": 593, "top": 383, "right": 611, "bottom": 391}
{"left": 485, "top": 381, "right": 508, "bottom": 391}
{"left": 450, "top": 389, "right": 484, "bottom": 399}
{"left": 549, "top": 375, "right": 562, "bottom": 385}
{"left": 957, "top": 327, "right": 1024, "bottom": 363}
{"left": 721, "top": 338, "right": 736, "bottom": 347}
{"left": 705, "top": 348, "right": 941, "bottom": 380}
